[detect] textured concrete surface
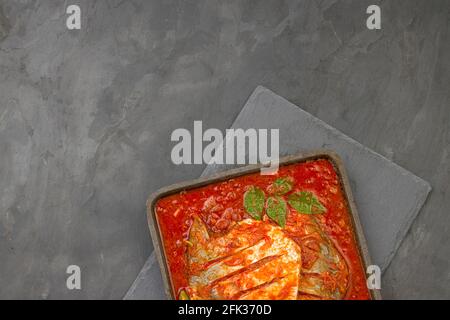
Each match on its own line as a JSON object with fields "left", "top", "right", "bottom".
{"left": 0, "top": 0, "right": 449, "bottom": 299}
{"left": 124, "top": 252, "right": 165, "bottom": 300}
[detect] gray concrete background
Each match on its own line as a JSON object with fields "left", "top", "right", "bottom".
{"left": 0, "top": 0, "right": 448, "bottom": 299}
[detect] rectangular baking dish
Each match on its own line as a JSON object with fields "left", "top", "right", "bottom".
{"left": 147, "top": 150, "right": 382, "bottom": 300}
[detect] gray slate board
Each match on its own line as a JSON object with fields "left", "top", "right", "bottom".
{"left": 125, "top": 86, "right": 431, "bottom": 299}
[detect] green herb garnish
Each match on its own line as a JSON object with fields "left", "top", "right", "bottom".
{"left": 268, "top": 177, "right": 293, "bottom": 195}
{"left": 243, "top": 186, "right": 265, "bottom": 220}
{"left": 266, "top": 196, "right": 287, "bottom": 227}
{"left": 288, "top": 191, "right": 326, "bottom": 215}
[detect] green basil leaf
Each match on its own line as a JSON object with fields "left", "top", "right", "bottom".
{"left": 288, "top": 191, "right": 326, "bottom": 215}
{"left": 268, "top": 177, "right": 293, "bottom": 195}
{"left": 243, "top": 186, "right": 265, "bottom": 220}
{"left": 178, "top": 289, "right": 190, "bottom": 300}
{"left": 266, "top": 196, "right": 287, "bottom": 228}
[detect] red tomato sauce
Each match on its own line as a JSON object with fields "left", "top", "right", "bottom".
{"left": 155, "top": 159, "right": 371, "bottom": 300}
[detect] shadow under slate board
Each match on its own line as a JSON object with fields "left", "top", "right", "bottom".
{"left": 124, "top": 86, "right": 431, "bottom": 300}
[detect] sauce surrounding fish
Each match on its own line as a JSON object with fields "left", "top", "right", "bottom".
{"left": 155, "top": 159, "right": 371, "bottom": 300}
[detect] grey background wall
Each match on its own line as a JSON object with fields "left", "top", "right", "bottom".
{"left": 0, "top": 0, "right": 448, "bottom": 299}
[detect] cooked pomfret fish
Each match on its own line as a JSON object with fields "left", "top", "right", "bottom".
{"left": 285, "top": 211, "right": 349, "bottom": 300}
{"left": 187, "top": 217, "right": 302, "bottom": 300}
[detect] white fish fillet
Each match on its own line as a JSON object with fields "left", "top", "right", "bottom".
{"left": 188, "top": 218, "right": 302, "bottom": 300}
